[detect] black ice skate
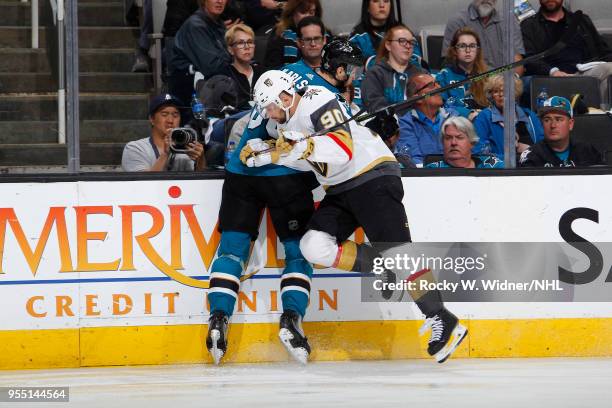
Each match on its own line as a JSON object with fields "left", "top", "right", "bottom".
{"left": 206, "top": 311, "right": 229, "bottom": 365}
{"left": 278, "top": 310, "right": 311, "bottom": 365}
{"left": 419, "top": 308, "right": 467, "bottom": 363}
{"left": 380, "top": 269, "right": 396, "bottom": 300}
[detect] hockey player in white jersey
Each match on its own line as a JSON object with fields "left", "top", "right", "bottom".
{"left": 241, "top": 39, "right": 468, "bottom": 363}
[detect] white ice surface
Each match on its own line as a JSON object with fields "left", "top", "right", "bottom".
{"left": 0, "top": 359, "right": 610, "bottom": 408}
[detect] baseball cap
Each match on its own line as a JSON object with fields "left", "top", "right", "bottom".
{"left": 538, "top": 96, "right": 573, "bottom": 118}
{"left": 148, "top": 93, "right": 182, "bottom": 116}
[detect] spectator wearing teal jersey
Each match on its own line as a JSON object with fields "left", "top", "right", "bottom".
{"left": 435, "top": 27, "right": 489, "bottom": 120}
{"left": 349, "top": 0, "right": 425, "bottom": 66}
{"left": 361, "top": 24, "right": 426, "bottom": 116}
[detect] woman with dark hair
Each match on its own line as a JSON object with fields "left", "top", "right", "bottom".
{"left": 263, "top": 0, "right": 322, "bottom": 69}
{"left": 350, "top": 0, "right": 424, "bottom": 66}
{"left": 361, "top": 24, "right": 425, "bottom": 115}
{"left": 435, "top": 27, "right": 488, "bottom": 120}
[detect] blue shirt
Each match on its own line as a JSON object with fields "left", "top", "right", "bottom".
{"left": 397, "top": 107, "right": 459, "bottom": 165}
{"left": 554, "top": 148, "right": 570, "bottom": 162}
{"left": 472, "top": 105, "right": 544, "bottom": 160}
{"left": 416, "top": 110, "right": 444, "bottom": 137}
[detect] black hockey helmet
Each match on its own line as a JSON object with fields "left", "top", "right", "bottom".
{"left": 320, "top": 39, "right": 365, "bottom": 77}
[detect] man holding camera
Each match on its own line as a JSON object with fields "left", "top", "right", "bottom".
{"left": 122, "top": 94, "right": 206, "bottom": 171}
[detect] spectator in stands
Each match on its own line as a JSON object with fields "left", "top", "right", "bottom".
{"left": 243, "top": 0, "right": 284, "bottom": 32}
{"left": 264, "top": 0, "right": 322, "bottom": 69}
{"left": 168, "top": 0, "right": 240, "bottom": 106}
{"left": 163, "top": 1, "right": 246, "bottom": 38}
{"left": 473, "top": 74, "right": 544, "bottom": 161}
{"left": 426, "top": 116, "right": 504, "bottom": 168}
{"left": 520, "top": 0, "right": 612, "bottom": 107}
{"left": 361, "top": 24, "right": 426, "bottom": 116}
{"left": 282, "top": 16, "right": 335, "bottom": 91}
{"left": 203, "top": 23, "right": 263, "bottom": 153}
{"left": 226, "top": 24, "right": 265, "bottom": 111}
{"left": 436, "top": 27, "right": 489, "bottom": 119}
{"left": 131, "top": 0, "right": 153, "bottom": 73}
{"left": 350, "top": 0, "right": 426, "bottom": 68}
{"left": 397, "top": 73, "right": 459, "bottom": 165}
{"left": 365, "top": 111, "right": 416, "bottom": 168}
{"left": 519, "top": 96, "right": 604, "bottom": 167}
{"left": 162, "top": 0, "right": 199, "bottom": 38}
{"left": 122, "top": 94, "right": 206, "bottom": 171}
{"left": 443, "top": 0, "right": 524, "bottom": 73}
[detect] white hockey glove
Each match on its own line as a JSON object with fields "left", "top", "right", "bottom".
{"left": 278, "top": 130, "right": 308, "bottom": 142}
{"left": 276, "top": 135, "right": 314, "bottom": 162}
{"left": 240, "top": 138, "right": 272, "bottom": 167}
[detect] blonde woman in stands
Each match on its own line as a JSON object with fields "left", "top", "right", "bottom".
{"left": 473, "top": 74, "right": 544, "bottom": 162}
{"left": 225, "top": 23, "right": 266, "bottom": 111}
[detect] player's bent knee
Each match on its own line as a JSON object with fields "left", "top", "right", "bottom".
{"left": 299, "top": 230, "right": 338, "bottom": 267}
{"left": 217, "top": 231, "right": 251, "bottom": 262}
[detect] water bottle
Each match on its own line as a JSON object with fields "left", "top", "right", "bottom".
{"left": 191, "top": 92, "right": 205, "bottom": 121}
{"left": 224, "top": 141, "right": 236, "bottom": 165}
{"left": 536, "top": 87, "right": 549, "bottom": 108}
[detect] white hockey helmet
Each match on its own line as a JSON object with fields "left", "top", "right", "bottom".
{"left": 252, "top": 70, "right": 296, "bottom": 119}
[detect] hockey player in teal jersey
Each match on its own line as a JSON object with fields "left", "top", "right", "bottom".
{"left": 242, "top": 40, "right": 468, "bottom": 364}
{"left": 206, "top": 103, "right": 316, "bottom": 365}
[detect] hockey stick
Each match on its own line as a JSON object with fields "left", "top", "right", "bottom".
{"left": 248, "top": 12, "right": 582, "bottom": 158}
{"left": 323, "top": 11, "right": 583, "bottom": 131}
{"left": 242, "top": 232, "right": 267, "bottom": 281}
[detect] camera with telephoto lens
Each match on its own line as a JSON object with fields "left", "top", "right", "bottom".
{"left": 170, "top": 127, "right": 198, "bottom": 154}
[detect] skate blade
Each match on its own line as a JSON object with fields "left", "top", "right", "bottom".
{"left": 209, "top": 330, "right": 224, "bottom": 365}
{"left": 278, "top": 328, "right": 309, "bottom": 365}
{"left": 434, "top": 324, "right": 468, "bottom": 364}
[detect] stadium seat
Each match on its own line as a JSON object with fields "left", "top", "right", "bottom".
{"left": 572, "top": 1, "right": 612, "bottom": 20}
{"left": 320, "top": 0, "right": 361, "bottom": 36}
{"left": 570, "top": 114, "right": 612, "bottom": 164}
{"left": 530, "top": 76, "right": 601, "bottom": 111}
{"left": 419, "top": 26, "right": 445, "bottom": 71}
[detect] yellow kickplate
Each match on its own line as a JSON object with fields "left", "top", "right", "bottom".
{"left": 1, "top": 318, "right": 611, "bottom": 370}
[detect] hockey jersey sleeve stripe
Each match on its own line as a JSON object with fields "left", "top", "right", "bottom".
{"left": 326, "top": 131, "right": 353, "bottom": 160}
{"left": 333, "top": 241, "right": 358, "bottom": 271}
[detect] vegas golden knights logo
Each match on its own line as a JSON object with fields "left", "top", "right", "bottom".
{"left": 306, "top": 160, "right": 328, "bottom": 177}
